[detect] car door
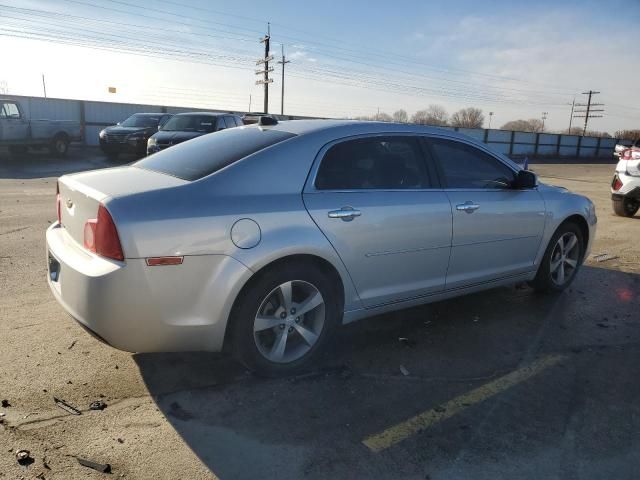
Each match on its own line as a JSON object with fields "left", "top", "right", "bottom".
{"left": 425, "top": 137, "right": 546, "bottom": 289}
{"left": 0, "top": 102, "right": 28, "bottom": 142}
{"left": 303, "top": 135, "right": 452, "bottom": 308}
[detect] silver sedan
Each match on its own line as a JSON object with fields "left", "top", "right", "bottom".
{"left": 46, "top": 119, "right": 597, "bottom": 375}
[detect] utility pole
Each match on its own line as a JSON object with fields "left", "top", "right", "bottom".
{"left": 248, "top": 94, "right": 252, "bottom": 113}
{"left": 488, "top": 111, "right": 494, "bottom": 129}
{"left": 277, "top": 45, "right": 291, "bottom": 116}
{"left": 255, "top": 23, "right": 273, "bottom": 114}
{"left": 573, "top": 90, "right": 604, "bottom": 136}
{"left": 42, "top": 74, "right": 47, "bottom": 98}
{"left": 568, "top": 98, "right": 575, "bottom": 132}
{"left": 541, "top": 112, "right": 548, "bottom": 132}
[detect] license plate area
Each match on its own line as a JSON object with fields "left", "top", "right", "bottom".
{"left": 48, "top": 252, "right": 60, "bottom": 282}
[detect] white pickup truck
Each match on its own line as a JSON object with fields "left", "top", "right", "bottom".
{"left": 0, "top": 98, "right": 82, "bottom": 156}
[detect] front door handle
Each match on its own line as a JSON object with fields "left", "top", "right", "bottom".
{"left": 456, "top": 201, "right": 480, "bottom": 213}
{"left": 328, "top": 206, "right": 361, "bottom": 221}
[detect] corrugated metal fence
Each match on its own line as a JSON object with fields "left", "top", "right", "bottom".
{"left": 2, "top": 94, "right": 619, "bottom": 157}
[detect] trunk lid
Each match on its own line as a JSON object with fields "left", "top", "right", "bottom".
{"left": 58, "top": 166, "right": 187, "bottom": 247}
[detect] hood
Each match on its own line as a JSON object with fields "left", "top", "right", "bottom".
{"left": 150, "top": 130, "right": 207, "bottom": 144}
{"left": 537, "top": 182, "right": 569, "bottom": 193}
{"left": 102, "top": 125, "right": 157, "bottom": 136}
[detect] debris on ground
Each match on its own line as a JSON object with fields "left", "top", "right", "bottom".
{"left": 53, "top": 397, "right": 81, "bottom": 415}
{"left": 89, "top": 400, "right": 107, "bottom": 411}
{"left": 68, "top": 340, "right": 77, "bottom": 350}
{"left": 434, "top": 405, "right": 446, "bottom": 413}
{"left": 424, "top": 320, "right": 432, "bottom": 326}
{"left": 398, "top": 337, "right": 416, "bottom": 348}
{"left": 288, "top": 364, "right": 352, "bottom": 383}
{"left": 472, "top": 316, "right": 480, "bottom": 323}
{"left": 592, "top": 253, "right": 618, "bottom": 263}
{"left": 596, "top": 323, "right": 610, "bottom": 329}
{"left": 77, "top": 457, "right": 111, "bottom": 473}
{"left": 1, "top": 399, "right": 10, "bottom": 408}
{"left": 16, "top": 449, "right": 34, "bottom": 466}
{"left": 399, "top": 365, "right": 410, "bottom": 376}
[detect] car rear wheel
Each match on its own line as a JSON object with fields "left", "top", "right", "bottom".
{"left": 531, "top": 222, "right": 584, "bottom": 293}
{"left": 231, "top": 263, "right": 340, "bottom": 376}
{"left": 612, "top": 197, "right": 639, "bottom": 217}
{"left": 50, "top": 134, "right": 69, "bottom": 157}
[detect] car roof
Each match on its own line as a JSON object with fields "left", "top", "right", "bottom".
{"left": 268, "top": 119, "right": 474, "bottom": 140}
{"left": 174, "top": 112, "right": 237, "bottom": 117}
{"left": 131, "top": 112, "right": 170, "bottom": 116}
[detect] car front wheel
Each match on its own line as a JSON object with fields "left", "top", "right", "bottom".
{"left": 531, "top": 222, "right": 584, "bottom": 293}
{"left": 231, "top": 263, "right": 341, "bottom": 376}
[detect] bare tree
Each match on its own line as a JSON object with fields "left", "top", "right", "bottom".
{"left": 614, "top": 129, "right": 640, "bottom": 140}
{"left": 411, "top": 104, "right": 448, "bottom": 126}
{"left": 501, "top": 119, "right": 544, "bottom": 133}
{"left": 392, "top": 109, "right": 408, "bottom": 123}
{"left": 450, "top": 107, "right": 484, "bottom": 128}
{"left": 373, "top": 112, "right": 393, "bottom": 122}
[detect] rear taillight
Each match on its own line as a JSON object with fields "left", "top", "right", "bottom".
{"left": 622, "top": 148, "right": 640, "bottom": 160}
{"left": 612, "top": 176, "right": 623, "bottom": 191}
{"left": 83, "top": 204, "right": 124, "bottom": 261}
{"left": 56, "top": 182, "right": 62, "bottom": 225}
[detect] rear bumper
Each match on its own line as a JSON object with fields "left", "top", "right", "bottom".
{"left": 46, "top": 223, "right": 252, "bottom": 353}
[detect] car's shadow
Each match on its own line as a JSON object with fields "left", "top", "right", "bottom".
{"left": 134, "top": 265, "right": 639, "bottom": 480}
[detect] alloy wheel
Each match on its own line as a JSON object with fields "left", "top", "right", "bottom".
{"left": 550, "top": 232, "right": 580, "bottom": 286}
{"left": 253, "top": 280, "right": 325, "bottom": 363}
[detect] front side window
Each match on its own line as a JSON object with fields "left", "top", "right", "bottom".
{"left": 0, "top": 103, "right": 20, "bottom": 119}
{"left": 428, "top": 139, "right": 515, "bottom": 189}
{"left": 161, "top": 115, "right": 216, "bottom": 133}
{"left": 315, "top": 136, "right": 430, "bottom": 190}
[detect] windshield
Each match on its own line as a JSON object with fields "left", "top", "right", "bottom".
{"left": 120, "top": 114, "right": 162, "bottom": 128}
{"left": 161, "top": 115, "right": 217, "bottom": 132}
{"left": 135, "top": 127, "right": 295, "bottom": 180}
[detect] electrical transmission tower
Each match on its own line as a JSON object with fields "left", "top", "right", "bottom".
{"left": 541, "top": 112, "right": 548, "bottom": 132}
{"left": 277, "top": 45, "right": 291, "bottom": 115}
{"left": 255, "top": 23, "right": 274, "bottom": 114}
{"left": 573, "top": 90, "right": 604, "bottom": 136}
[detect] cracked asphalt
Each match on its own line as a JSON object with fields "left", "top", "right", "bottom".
{"left": 1, "top": 149, "right": 638, "bottom": 479}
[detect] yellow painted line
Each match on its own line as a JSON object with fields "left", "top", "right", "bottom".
{"left": 362, "top": 354, "right": 565, "bottom": 453}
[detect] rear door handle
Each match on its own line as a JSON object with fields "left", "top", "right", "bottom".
{"left": 456, "top": 201, "right": 480, "bottom": 213}
{"left": 328, "top": 206, "right": 361, "bottom": 221}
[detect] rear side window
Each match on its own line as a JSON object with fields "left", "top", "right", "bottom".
{"left": 222, "top": 116, "right": 234, "bottom": 129}
{"left": 428, "top": 139, "right": 515, "bottom": 189}
{"left": 233, "top": 116, "right": 243, "bottom": 127}
{"left": 135, "top": 127, "right": 296, "bottom": 181}
{"left": 315, "top": 136, "right": 430, "bottom": 190}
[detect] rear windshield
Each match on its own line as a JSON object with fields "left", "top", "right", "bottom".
{"left": 162, "top": 115, "right": 217, "bottom": 132}
{"left": 135, "top": 127, "right": 296, "bottom": 181}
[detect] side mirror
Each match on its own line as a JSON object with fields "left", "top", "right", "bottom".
{"left": 513, "top": 170, "right": 537, "bottom": 189}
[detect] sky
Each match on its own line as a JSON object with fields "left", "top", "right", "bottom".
{"left": 1, "top": 0, "right": 639, "bottom": 133}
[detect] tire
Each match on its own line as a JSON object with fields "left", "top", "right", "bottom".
{"left": 230, "top": 262, "right": 341, "bottom": 376}
{"left": 531, "top": 222, "right": 584, "bottom": 293}
{"left": 49, "top": 134, "right": 69, "bottom": 157}
{"left": 612, "top": 197, "right": 639, "bottom": 217}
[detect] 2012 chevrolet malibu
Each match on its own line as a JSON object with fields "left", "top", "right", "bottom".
{"left": 47, "top": 119, "right": 597, "bottom": 375}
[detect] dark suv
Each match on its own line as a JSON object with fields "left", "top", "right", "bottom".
{"left": 99, "top": 113, "right": 172, "bottom": 159}
{"left": 147, "top": 112, "right": 243, "bottom": 155}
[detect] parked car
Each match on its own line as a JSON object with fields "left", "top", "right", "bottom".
{"left": 611, "top": 146, "right": 640, "bottom": 217}
{"left": 0, "top": 98, "right": 82, "bottom": 156}
{"left": 147, "top": 112, "right": 243, "bottom": 155}
{"left": 46, "top": 119, "right": 596, "bottom": 375}
{"left": 99, "top": 113, "right": 172, "bottom": 159}
{"left": 614, "top": 138, "right": 640, "bottom": 158}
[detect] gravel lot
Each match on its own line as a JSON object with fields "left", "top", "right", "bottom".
{"left": 1, "top": 149, "right": 638, "bottom": 479}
